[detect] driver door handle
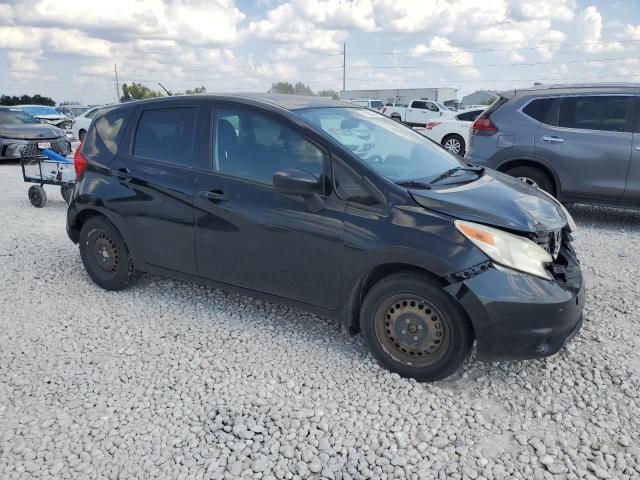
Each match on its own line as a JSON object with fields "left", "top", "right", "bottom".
{"left": 199, "top": 189, "right": 229, "bottom": 201}
{"left": 542, "top": 136, "right": 565, "bottom": 144}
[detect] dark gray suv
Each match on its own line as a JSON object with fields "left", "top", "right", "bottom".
{"left": 466, "top": 83, "right": 640, "bottom": 208}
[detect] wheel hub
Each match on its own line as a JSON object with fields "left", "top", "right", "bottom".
{"left": 93, "top": 234, "right": 118, "bottom": 273}
{"left": 379, "top": 296, "right": 446, "bottom": 365}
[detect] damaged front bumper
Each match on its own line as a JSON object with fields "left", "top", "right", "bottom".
{"left": 445, "top": 244, "right": 584, "bottom": 361}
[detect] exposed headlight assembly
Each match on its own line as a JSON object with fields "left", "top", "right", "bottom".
{"left": 455, "top": 220, "right": 553, "bottom": 280}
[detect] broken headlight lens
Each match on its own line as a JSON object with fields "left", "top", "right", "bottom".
{"left": 455, "top": 220, "right": 553, "bottom": 280}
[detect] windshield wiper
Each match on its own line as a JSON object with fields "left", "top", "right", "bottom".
{"left": 395, "top": 180, "right": 432, "bottom": 190}
{"left": 428, "top": 166, "right": 484, "bottom": 185}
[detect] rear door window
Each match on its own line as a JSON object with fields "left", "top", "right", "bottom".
{"left": 133, "top": 107, "right": 197, "bottom": 165}
{"left": 411, "top": 101, "right": 427, "bottom": 109}
{"left": 558, "top": 96, "right": 628, "bottom": 132}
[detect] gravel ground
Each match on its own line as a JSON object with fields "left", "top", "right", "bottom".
{"left": 0, "top": 160, "right": 639, "bottom": 480}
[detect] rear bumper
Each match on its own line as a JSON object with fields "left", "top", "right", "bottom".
{"left": 445, "top": 249, "right": 584, "bottom": 361}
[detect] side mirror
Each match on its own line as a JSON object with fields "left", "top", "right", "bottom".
{"left": 273, "top": 168, "right": 324, "bottom": 213}
{"left": 273, "top": 168, "right": 322, "bottom": 196}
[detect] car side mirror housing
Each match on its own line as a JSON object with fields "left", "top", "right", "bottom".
{"left": 273, "top": 168, "right": 322, "bottom": 196}
{"left": 273, "top": 168, "right": 325, "bottom": 213}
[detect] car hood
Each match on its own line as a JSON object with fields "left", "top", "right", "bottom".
{"left": 0, "top": 123, "right": 65, "bottom": 140}
{"left": 410, "top": 169, "right": 567, "bottom": 233}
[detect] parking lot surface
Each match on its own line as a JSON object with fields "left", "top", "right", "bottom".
{"left": 1, "top": 161, "right": 639, "bottom": 480}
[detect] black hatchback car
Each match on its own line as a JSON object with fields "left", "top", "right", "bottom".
{"left": 67, "top": 94, "right": 584, "bottom": 381}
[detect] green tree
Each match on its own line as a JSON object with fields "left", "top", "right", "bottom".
{"left": 269, "top": 82, "right": 296, "bottom": 95}
{"left": 317, "top": 89, "right": 340, "bottom": 100}
{"left": 0, "top": 94, "right": 56, "bottom": 106}
{"left": 293, "top": 82, "right": 314, "bottom": 96}
{"left": 185, "top": 86, "right": 207, "bottom": 95}
{"left": 120, "top": 83, "right": 164, "bottom": 102}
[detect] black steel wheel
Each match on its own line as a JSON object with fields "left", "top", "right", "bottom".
{"left": 375, "top": 294, "right": 449, "bottom": 368}
{"left": 28, "top": 185, "right": 47, "bottom": 208}
{"left": 61, "top": 184, "right": 73, "bottom": 204}
{"left": 79, "top": 216, "right": 137, "bottom": 290}
{"left": 360, "top": 272, "right": 473, "bottom": 381}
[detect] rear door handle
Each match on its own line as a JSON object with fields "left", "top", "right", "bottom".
{"left": 110, "top": 168, "right": 131, "bottom": 180}
{"left": 199, "top": 189, "right": 229, "bottom": 201}
{"left": 542, "top": 136, "right": 565, "bottom": 144}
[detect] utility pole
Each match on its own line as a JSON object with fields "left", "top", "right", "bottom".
{"left": 342, "top": 43, "right": 346, "bottom": 93}
{"left": 114, "top": 64, "right": 120, "bottom": 104}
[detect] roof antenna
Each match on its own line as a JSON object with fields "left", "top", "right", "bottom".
{"left": 158, "top": 82, "right": 173, "bottom": 96}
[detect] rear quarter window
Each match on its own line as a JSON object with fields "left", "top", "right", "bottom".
{"left": 522, "top": 98, "right": 556, "bottom": 124}
{"left": 82, "top": 110, "right": 130, "bottom": 158}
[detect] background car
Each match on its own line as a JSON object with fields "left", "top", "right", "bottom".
{"left": 56, "top": 105, "right": 90, "bottom": 119}
{"left": 466, "top": 83, "right": 640, "bottom": 209}
{"left": 13, "top": 105, "right": 73, "bottom": 139}
{"left": 348, "top": 99, "right": 385, "bottom": 112}
{"left": 0, "top": 107, "right": 71, "bottom": 161}
{"left": 71, "top": 106, "right": 102, "bottom": 141}
{"left": 416, "top": 108, "right": 485, "bottom": 156}
{"left": 382, "top": 99, "right": 457, "bottom": 126}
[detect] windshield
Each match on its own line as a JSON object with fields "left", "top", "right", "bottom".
{"left": 18, "top": 106, "right": 59, "bottom": 116}
{"left": 70, "top": 107, "right": 89, "bottom": 116}
{"left": 0, "top": 109, "right": 40, "bottom": 124}
{"left": 297, "top": 107, "right": 463, "bottom": 182}
{"left": 370, "top": 100, "right": 383, "bottom": 109}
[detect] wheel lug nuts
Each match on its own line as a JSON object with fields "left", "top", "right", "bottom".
{"left": 413, "top": 336, "right": 418, "bottom": 341}
{"left": 405, "top": 319, "right": 410, "bottom": 324}
{"left": 418, "top": 325, "right": 423, "bottom": 330}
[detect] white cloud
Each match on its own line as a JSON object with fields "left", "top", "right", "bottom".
{"left": 621, "top": 24, "right": 640, "bottom": 40}
{"left": 0, "top": 26, "right": 112, "bottom": 56}
{"left": 507, "top": 0, "right": 576, "bottom": 21}
{"left": 572, "top": 6, "right": 623, "bottom": 52}
{"left": 294, "top": 0, "right": 376, "bottom": 31}
{"left": 246, "top": 3, "right": 346, "bottom": 52}
{"left": 13, "top": 0, "right": 244, "bottom": 46}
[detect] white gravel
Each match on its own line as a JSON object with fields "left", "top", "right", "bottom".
{"left": 1, "top": 160, "right": 639, "bottom": 480}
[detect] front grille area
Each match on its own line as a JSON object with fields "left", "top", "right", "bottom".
{"left": 19, "top": 139, "right": 71, "bottom": 158}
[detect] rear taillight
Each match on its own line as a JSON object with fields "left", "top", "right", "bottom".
{"left": 425, "top": 121, "right": 441, "bottom": 130}
{"left": 73, "top": 143, "right": 88, "bottom": 177}
{"left": 471, "top": 118, "right": 498, "bottom": 135}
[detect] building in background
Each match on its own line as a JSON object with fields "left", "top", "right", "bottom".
{"left": 340, "top": 88, "right": 458, "bottom": 106}
{"left": 460, "top": 90, "right": 498, "bottom": 107}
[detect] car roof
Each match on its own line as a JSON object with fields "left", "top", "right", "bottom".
{"left": 501, "top": 82, "right": 640, "bottom": 98}
{"left": 110, "top": 93, "right": 352, "bottom": 112}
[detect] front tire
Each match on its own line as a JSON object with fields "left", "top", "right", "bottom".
{"left": 441, "top": 134, "right": 465, "bottom": 156}
{"left": 360, "top": 272, "right": 473, "bottom": 382}
{"left": 79, "top": 217, "right": 136, "bottom": 291}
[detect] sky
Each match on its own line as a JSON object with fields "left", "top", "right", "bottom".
{"left": 0, "top": 0, "right": 639, "bottom": 105}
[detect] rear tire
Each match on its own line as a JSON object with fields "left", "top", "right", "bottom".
{"left": 505, "top": 165, "right": 554, "bottom": 195}
{"left": 360, "top": 272, "right": 473, "bottom": 382}
{"left": 79, "top": 216, "right": 136, "bottom": 291}
{"left": 61, "top": 184, "right": 73, "bottom": 204}
{"left": 441, "top": 134, "right": 465, "bottom": 156}
{"left": 28, "top": 185, "right": 47, "bottom": 208}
